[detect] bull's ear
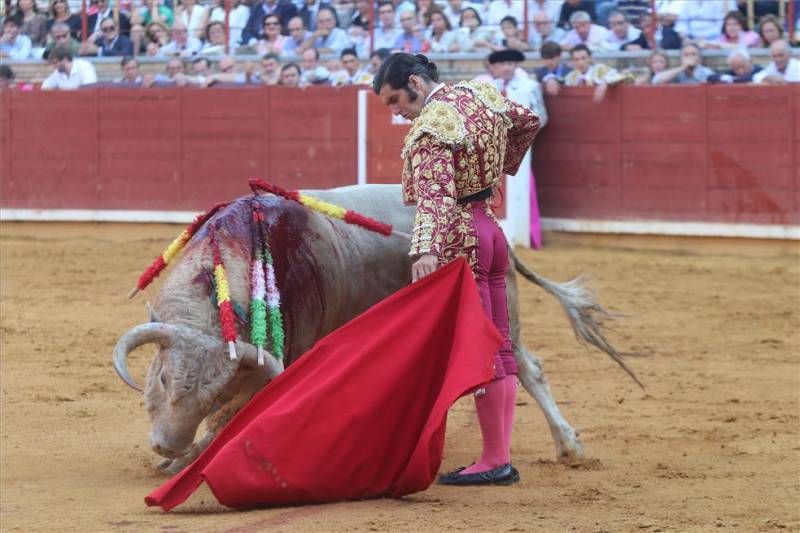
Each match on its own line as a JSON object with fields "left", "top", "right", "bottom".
{"left": 147, "top": 302, "right": 162, "bottom": 323}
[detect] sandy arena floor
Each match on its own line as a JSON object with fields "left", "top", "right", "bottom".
{"left": 0, "top": 222, "right": 798, "bottom": 532}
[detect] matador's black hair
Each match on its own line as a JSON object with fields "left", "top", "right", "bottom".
{"left": 372, "top": 53, "right": 440, "bottom": 95}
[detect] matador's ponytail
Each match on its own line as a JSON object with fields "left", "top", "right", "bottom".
{"left": 373, "top": 53, "right": 440, "bottom": 94}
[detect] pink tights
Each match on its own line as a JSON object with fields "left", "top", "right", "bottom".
{"left": 460, "top": 376, "right": 517, "bottom": 474}
{"left": 460, "top": 202, "right": 518, "bottom": 475}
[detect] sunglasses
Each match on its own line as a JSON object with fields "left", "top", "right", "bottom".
{"left": 102, "top": 25, "right": 116, "bottom": 31}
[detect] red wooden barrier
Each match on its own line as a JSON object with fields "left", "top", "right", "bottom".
{"left": 534, "top": 85, "right": 799, "bottom": 226}
{"left": 366, "top": 97, "right": 406, "bottom": 184}
{"left": 1, "top": 86, "right": 358, "bottom": 211}
{"left": 0, "top": 85, "right": 797, "bottom": 227}
{"left": 0, "top": 90, "right": 9, "bottom": 190}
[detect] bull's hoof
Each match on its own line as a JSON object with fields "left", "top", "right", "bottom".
{"left": 554, "top": 429, "right": 585, "bottom": 462}
{"left": 156, "top": 458, "right": 175, "bottom": 475}
{"left": 156, "top": 454, "right": 194, "bottom": 476}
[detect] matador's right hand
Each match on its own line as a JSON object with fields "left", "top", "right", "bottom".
{"left": 411, "top": 254, "right": 439, "bottom": 282}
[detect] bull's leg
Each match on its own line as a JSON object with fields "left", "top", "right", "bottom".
{"left": 515, "top": 345, "right": 584, "bottom": 461}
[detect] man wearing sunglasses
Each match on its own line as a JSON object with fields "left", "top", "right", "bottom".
{"left": 79, "top": 16, "right": 134, "bottom": 56}
{"left": 87, "top": 0, "right": 131, "bottom": 38}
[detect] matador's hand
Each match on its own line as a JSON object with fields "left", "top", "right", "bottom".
{"left": 411, "top": 254, "right": 438, "bottom": 282}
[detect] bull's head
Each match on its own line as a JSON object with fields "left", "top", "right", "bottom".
{"left": 112, "top": 315, "right": 282, "bottom": 459}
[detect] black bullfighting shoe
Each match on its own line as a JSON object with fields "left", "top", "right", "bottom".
{"left": 437, "top": 463, "right": 520, "bottom": 486}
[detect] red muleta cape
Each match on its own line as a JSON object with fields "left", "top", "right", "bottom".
{"left": 145, "top": 258, "right": 501, "bottom": 511}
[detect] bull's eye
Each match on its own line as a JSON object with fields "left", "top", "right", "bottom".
{"left": 160, "top": 370, "right": 167, "bottom": 387}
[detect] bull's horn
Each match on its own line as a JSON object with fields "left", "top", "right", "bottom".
{"left": 236, "top": 341, "right": 284, "bottom": 380}
{"left": 112, "top": 323, "right": 179, "bottom": 392}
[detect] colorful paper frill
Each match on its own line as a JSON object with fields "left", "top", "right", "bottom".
{"left": 249, "top": 202, "right": 284, "bottom": 366}
{"left": 249, "top": 177, "right": 393, "bottom": 236}
{"left": 210, "top": 229, "right": 239, "bottom": 361}
{"left": 130, "top": 202, "right": 229, "bottom": 298}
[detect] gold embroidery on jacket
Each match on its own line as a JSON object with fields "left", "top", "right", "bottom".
{"left": 401, "top": 101, "right": 467, "bottom": 160}
{"left": 456, "top": 80, "right": 508, "bottom": 114}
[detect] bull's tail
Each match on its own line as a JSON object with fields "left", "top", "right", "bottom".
{"left": 511, "top": 250, "right": 644, "bottom": 389}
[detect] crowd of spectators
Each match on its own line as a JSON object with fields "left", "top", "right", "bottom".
{"left": 0, "top": 0, "right": 798, "bottom": 90}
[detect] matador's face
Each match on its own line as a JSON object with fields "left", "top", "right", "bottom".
{"left": 378, "top": 74, "right": 427, "bottom": 120}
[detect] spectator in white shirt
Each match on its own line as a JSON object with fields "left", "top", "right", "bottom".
{"left": 754, "top": 39, "right": 800, "bottom": 84}
{"left": 41, "top": 47, "right": 98, "bottom": 89}
{"left": 457, "top": 6, "right": 495, "bottom": 52}
{"left": 426, "top": 8, "right": 459, "bottom": 53}
{"left": 442, "top": 0, "right": 477, "bottom": 30}
{"left": 391, "top": 0, "right": 415, "bottom": 24}
{"left": 560, "top": 10, "right": 610, "bottom": 51}
{"left": 529, "top": 10, "right": 565, "bottom": 50}
{"left": 209, "top": 0, "right": 250, "bottom": 48}
{"left": 528, "top": 0, "right": 564, "bottom": 26}
{"left": 671, "top": 0, "right": 728, "bottom": 42}
{"left": 605, "top": 10, "right": 640, "bottom": 49}
{"left": 199, "top": 20, "right": 227, "bottom": 55}
{"left": 283, "top": 16, "right": 312, "bottom": 56}
{"left": 0, "top": 18, "right": 33, "bottom": 60}
{"left": 486, "top": 0, "right": 523, "bottom": 32}
{"left": 175, "top": 0, "right": 210, "bottom": 41}
{"left": 159, "top": 20, "right": 202, "bottom": 57}
{"left": 305, "top": 6, "right": 351, "bottom": 54}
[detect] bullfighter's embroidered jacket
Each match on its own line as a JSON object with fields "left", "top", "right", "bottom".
{"left": 401, "top": 80, "right": 541, "bottom": 269}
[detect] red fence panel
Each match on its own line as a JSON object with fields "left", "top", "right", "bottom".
{"left": 180, "top": 87, "right": 269, "bottom": 208}
{"left": 619, "top": 85, "right": 706, "bottom": 220}
{"left": 267, "top": 86, "right": 358, "bottom": 190}
{"left": 365, "top": 94, "right": 406, "bottom": 184}
{"left": 0, "top": 87, "right": 361, "bottom": 212}
{"left": 97, "top": 88, "right": 181, "bottom": 210}
{"left": 535, "top": 87, "right": 622, "bottom": 218}
{"left": 0, "top": 90, "right": 9, "bottom": 193}
{"left": 705, "top": 85, "right": 794, "bottom": 225}
{"left": 0, "top": 86, "right": 797, "bottom": 228}
{"left": 795, "top": 85, "right": 800, "bottom": 214}
{"left": 533, "top": 85, "right": 799, "bottom": 226}
{"left": 6, "top": 91, "right": 99, "bottom": 209}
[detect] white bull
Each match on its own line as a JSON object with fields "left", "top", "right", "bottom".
{"left": 113, "top": 184, "right": 637, "bottom": 475}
